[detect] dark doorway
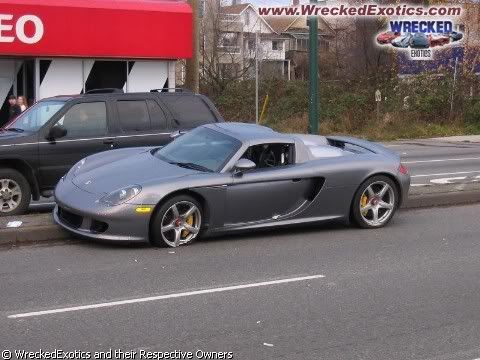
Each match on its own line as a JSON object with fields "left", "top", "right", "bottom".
{"left": 85, "top": 61, "right": 127, "bottom": 92}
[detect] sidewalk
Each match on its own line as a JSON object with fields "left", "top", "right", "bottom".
{"left": 427, "top": 135, "right": 480, "bottom": 143}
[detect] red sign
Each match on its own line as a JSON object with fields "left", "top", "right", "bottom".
{"left": 0, "top": 0, "right": 192, "bottom": 59}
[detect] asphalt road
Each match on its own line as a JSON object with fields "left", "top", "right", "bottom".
{"left": 385, "top": 138, "right": 480, "bottom": 187}
{"left": 28, "top": 137, "right": 480, "bottom": 213}
{"left": 2, "top": 204, "right": 480, "bottom": 359}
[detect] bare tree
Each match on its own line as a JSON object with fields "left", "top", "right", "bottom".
{"left": 200, "top": 0, "right": 262, "bottom": 94}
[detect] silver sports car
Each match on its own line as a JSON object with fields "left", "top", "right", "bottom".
{"left": 54, "top": 123, "right": 410, "bottom": 247}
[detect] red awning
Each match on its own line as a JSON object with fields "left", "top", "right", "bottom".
{"left": 0, "top": 0, "right": 192, "bottom": 59}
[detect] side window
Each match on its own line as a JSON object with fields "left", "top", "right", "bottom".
{"left": 160, "top": 95, "right": 215, "bottom": 127}
{"left": 241, "top": 143, "right": 294, "bottom": 169}
{"left": 55, "top": 102, "right": 107, "bottom": 138}
{"left": 117, "top": 100, "right": 150, "bottom": 132}
{"left": 147, "top": 100, "right": 167, "bottom": 130}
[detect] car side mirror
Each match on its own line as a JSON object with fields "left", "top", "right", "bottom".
{"left": 233, "top": 158, "right": 256, "bottom": 176}
{"left": 47, "top": 125, "right": 67, "bottom": 140}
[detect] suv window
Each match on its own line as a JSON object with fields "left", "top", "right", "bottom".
{"left": 241, "top": 143, "right": 294, "bottom": 169}
{"left": 117, "top": 100, "right": 150, "bottom": 132}
{"left": 147, "top": 100, "right": 167, "bottom": 130}
{"left": 55, "top": 102, "right": 107, "bottom": 138}
{"left": 160, "top": 96, "right": 214, "bottom": 127}
{"left": 7, "top": 100, "right": 65, "bottom": 132}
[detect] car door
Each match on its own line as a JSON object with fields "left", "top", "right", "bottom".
{"left": 38, "top": 100, "right": 113, "bottom": 189}
{"left": 113, "top": 97, "right": 171, "bottom": 148}
{"left": 224, "top": 143, "right": 315, "bottom": 225}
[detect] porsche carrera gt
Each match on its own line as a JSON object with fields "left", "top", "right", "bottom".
{"left": 54, "top": 123, "right": 410, "bottom": 247}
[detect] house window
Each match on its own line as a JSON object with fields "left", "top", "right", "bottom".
{"left": 319, "top": 39, "right": 330, "bottom": 52}
{"left": 220, "top": 32, "right": 238, "bottom": 47}
{"left": 248, "top": 39, "right": 255, "bottom": 51}
{"left": 298, "top": 39, "right": 308, "bottom": 50}
{"left": 272, "top": 40, "right": 283, "bottom": 51}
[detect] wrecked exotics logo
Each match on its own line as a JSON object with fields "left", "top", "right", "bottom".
{"left": 258, "top": 2, "right": 463, "bottom": 61}
{"left": 377, "top": 18, "right": 463, "bottom": 60}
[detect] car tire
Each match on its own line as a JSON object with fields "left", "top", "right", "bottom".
{"left": 150, "top": 195, "right": 203, "bottom": 248}
{"left": 351, "top": 175, "right": 399, "bottom": 229}
{"left": 0, "top": 168, "right": 31, "bottom": 216}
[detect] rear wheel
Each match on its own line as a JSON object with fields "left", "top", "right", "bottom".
{"left": 351, "top": 175, "right": 398, "bottom": 229}
{"left": 150, "top": 195, "right": 202, "bottom": 248}
{"left": 0, "top": 168, "right": 31, "bottom": 216}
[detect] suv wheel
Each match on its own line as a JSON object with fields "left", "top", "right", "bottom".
{"left": 0, "top": 169, "right": 31, "bottom": 216}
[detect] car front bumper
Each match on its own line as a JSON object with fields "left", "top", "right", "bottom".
{"left": 54, "top": 181, "right": 151, "bottom": 243}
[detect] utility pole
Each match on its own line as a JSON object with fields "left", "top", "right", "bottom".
{"left": 449, "top": 56, "right": 458, "bottom": 120}
{"left": 185, "top": 0, "right": 200, "bottom": 93}
{"left": 308, "top": 0, "right": 318, "bottom": 134}
{"left": 255, "top": 31, "right": 259, "bottom": 124}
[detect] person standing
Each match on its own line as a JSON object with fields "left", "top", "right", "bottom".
{"left": 8, "top": 95, "right": 21, "bottom": 120}
{"left": 17, "top": 96, "right": 28, "bottom": 112}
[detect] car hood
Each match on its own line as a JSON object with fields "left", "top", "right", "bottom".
{"left": 72, "top": 150, "right": 198, "bottom": 195}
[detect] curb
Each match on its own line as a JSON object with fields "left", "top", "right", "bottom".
{"left": 1, "top": 191, "right": 479, "bottom": 248}
{"left": 0, "top": 213, "right": 71, "bottom": 248}
{"left": 403, "top": 190, "right": 480, "bottom": 209}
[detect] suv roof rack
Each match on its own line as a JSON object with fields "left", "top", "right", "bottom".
{"left": 86, "top": 88, "right": 124, "bottom": 94}
{"left": 150, "top": 88, "right": 194, "bottom": 93}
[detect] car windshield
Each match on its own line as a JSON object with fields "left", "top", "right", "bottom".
{"left": 5, "top": 100, "right": 65, "bottom": 132}
{"left": 155, "top": 127, "right": 241, "bottom": 172}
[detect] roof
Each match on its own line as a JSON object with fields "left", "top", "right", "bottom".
{"left": 206, "top": 122, "right": 293, "bottom": 143}
{"left": 42, "top": 91, "right": 201, "bottom": 102}
{"left": 220, "top": 3, "right": 277, "bottom": 34}
{"left": 263, "top": 11, "right": 335, "bottom": 35}
{"left": 220, "top": 3, "right": 249, "bottom": 14}
{"left": 205, "top": 122, "right": 317, "bottom": 163}
{"left": 263, "top": 16, "right": 298, "bottom": 33}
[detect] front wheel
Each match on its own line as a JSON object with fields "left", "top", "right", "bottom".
{"left": 150, "top": 195, "right": 202, "bottom": 248}
{"left": 351, "top": 175, "right": 399, "bottom": 229}
{"left": 0, "top": 168, "right": 31, "bottom": 216}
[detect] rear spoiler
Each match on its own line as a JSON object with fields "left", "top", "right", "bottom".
{"left": 326, "top": 136, "right": 399, "bottom": 159}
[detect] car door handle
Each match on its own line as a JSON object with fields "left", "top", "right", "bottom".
{"left": 292, "top": 178, "right": 302, "bottom": 182}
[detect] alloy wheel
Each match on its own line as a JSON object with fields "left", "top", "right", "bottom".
{"left": 359, "top": 181, "right": 395, "bottom": 227}
{"left": 0, "top": 178, "right": 22, "bottom": 213}
{"left": 160, "top": 201, "right": 201, "bottom": 247}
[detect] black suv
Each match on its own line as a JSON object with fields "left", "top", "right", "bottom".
{"left": 0, "top": 89, "right": 223, "bottom": 215}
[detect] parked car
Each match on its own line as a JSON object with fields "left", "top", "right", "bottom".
{"left": 392, "top": 33, "right": 412, "bottom": 48}
{"left": 429, "top": 34, "right": 450, "bottom": 47}
{"left": 410, "top": 33, "right": 430, "bottom": 49}
{"left": 54, "top": 123, "right": 411, "bottom": 248}
{"left": 0, "top": 89, "right": 223, "bottom": 215}
{"left": 376, "top": 31, "right": 401, "bottom": 45}
{"left": 450, "top": 31, "right": 463, "bottom": 42}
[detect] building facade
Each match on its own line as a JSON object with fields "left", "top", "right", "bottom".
{"left": 200, "top": 1, "right": 290, "bottom": 82}
{"left": 0, "top": 0, "right": 192, "bottom": 124}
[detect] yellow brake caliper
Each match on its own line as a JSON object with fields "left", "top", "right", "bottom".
{"left": 361, "top": 195, "right": 369, "bottom": 215}
{"left": 181, "top": 215, "right": 194, "bottom": 238}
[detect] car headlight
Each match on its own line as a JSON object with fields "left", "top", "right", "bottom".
{"left": 100, "top": 185, "right": 142, "bottom": 206}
